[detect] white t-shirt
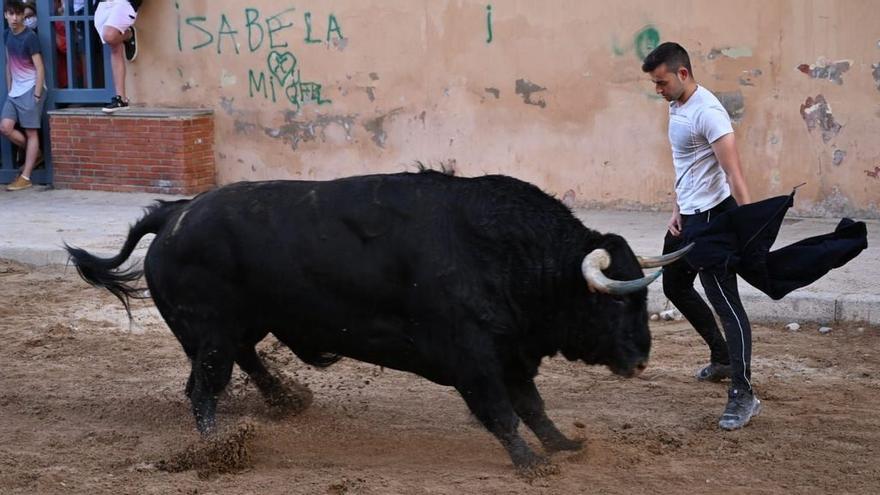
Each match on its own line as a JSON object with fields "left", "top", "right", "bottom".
{"left": 667, "top": 85, "right": 734, "bottom": 214}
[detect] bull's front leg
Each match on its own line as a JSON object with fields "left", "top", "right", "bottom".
{"left": 455, "top": 374, "right": 545, "bottom": 469}
{"left": 505, "top": 377, "right": 583, "bottom": 453}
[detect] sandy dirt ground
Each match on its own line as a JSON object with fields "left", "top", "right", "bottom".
{"left": 1, "top": 258, "right": 878, "bottom": 494}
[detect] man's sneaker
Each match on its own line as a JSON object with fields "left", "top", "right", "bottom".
{"left": 6, "top": 175, "right": 32, "bottom": 191}
{"left": 124, "top": 26, "right": 137, "bottom": 62}
{"left": 718, "top": 388, "right": 762, "bottom": 430}
{"left": 102, "top": 95, "right": 129, "bottom": 114}
{"left": 696, "top": 362, "right": 732, "bottom": 382}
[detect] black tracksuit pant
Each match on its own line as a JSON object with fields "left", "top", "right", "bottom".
{"left": 662, "top": 196, "right": 753, "bottom": 391}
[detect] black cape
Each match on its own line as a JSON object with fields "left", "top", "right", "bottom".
{"left": 683, "top": 189, "right": 868, "bottom": 300}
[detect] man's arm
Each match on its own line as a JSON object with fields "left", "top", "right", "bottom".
{"left": 712, "top": 133, "right": 751, "bottom": 205}
{"left": 32, "top": 52, "right": 45, "bottom": 99}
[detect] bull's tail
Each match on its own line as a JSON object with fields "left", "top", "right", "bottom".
{"left": 65, "top": 199, "right": 190, "bottom": 317}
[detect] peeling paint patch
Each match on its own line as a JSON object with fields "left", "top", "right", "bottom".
{"left": 738, "top": 68, "right": 763, "bottom": 86}
{"left": 369, "top": 72, "right": 379, "bottom": 81}
{"left": 515, "top": 79, "right": 547, "bottom": 108}
{"left": 363, "top": 108, "right": 403, "bottom": 148}
{"left": 485, "top": 87, "right": 500, "bottom": 99}
{"left": 797, "top": 59, "right": 852, "bottom": 85}
{"left": 800, "top": 95, "right": 842, "bottom": 143}
{"left": 832, "top": 149, "right": 847, "bottom": 166}
{"left": 331, "top": 37, "right": 349, "bottom": 51}
{"left": 364, "top": 87, "right": 376, "bottom": 102}
{"left": 866, "top": 166, "right": 880, "bottom": 179}
{"left": 708, "top": 46, "right": 753, "bottom": 59}
{"left": 235, "top": 120, "right": 257, "bottom": 134}
{"left": 714, "top": 90, "right": 745, "bottom": 123}
{"left": 265, "top": 113, "right": 357, "bottom": 150}
{"left": 872, "top": 63, "right": 880, "bottom": 91}
{"left": 561, "top": 189, "right": 576, "bottom": 208}
{"left": 220, "top": 69, "right": 237, "bottom": 87}
{"left": 219, "top": 97, "right": 239, "bottom": 116}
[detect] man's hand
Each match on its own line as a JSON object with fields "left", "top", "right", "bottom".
{"left": 667, "top": 211, "right": 682, "bottom": 237}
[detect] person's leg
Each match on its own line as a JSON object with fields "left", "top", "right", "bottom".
{"left": 699, "top": 270, "right": 761, "bottom": 429}
{"left": 662, "top": 230, "right": 730, "bottom": 367}
{"left": 102, "top": 26, "right": 126, "bottom": 99}
{"left": 0, "top": 118, "right": 26, "bottom": 148}
{"left": 699, "top": 271, "right": 752, "bottom": 390}
{"left": 20, "top": 128, "right": 40, "bottom": 179}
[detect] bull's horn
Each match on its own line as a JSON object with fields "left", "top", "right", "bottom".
{"left": 581, "top": 249, "right": 663, "bottom": 295}
{"left": 637, "top": 242, "right": 695, "bottom": 268}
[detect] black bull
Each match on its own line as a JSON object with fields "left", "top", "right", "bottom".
{"left": 66, "top": 171, "right": 688, "bottom": 468}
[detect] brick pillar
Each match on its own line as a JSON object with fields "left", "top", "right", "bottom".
{"left": 48, "top": 108, "right": 216, "bottom": 194}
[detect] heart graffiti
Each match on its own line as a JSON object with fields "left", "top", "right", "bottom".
{"left": 267, "top": 50, "right": 297, "bottom": 86}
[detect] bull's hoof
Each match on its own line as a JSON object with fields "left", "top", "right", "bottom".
{"left": 516, "top": 457, "right": 560, "bottom": 480}
{"left": 265, "top": 382, "right": 313, "bottom": 418}
{"left": 543, "top": 436, "right": 584, "bottom": 453}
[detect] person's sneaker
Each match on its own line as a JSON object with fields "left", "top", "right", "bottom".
{"left": 718, "top": 388, "right": 762, "bottom": 430}
{"left": 6, "top": 175, "right": 32, "bottom": 191}
{"left": 124, "top": 26, "right": 137, "bottom": 62}
{"left": 102, "top": 95, "right": 130, "bottom": 114}
{"left": 696, "top": 362, "right": 732, "bottom": 382}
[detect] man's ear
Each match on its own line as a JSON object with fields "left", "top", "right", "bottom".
{"left": 677, "top": 66, "right": 690, "bottom": 82}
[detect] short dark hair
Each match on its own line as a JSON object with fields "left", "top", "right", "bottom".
{"left": 4, "top": 0, "right": 26, "bottom": 14}
{"left": 641, "top": 42, "right": 693, "bottom": 75}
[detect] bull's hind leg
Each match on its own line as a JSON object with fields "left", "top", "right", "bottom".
{"left": 189, "top": 341, "right": 235, "bottom": 434}
{"left": 235, "top": 346, "right": 311, "bottom": 415}
{"left": 505, "top": 377, "right": 583, "bottom": 453}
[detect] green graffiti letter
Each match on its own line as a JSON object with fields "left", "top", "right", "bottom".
{"left": 304, "top": 12, "right": 321, "bottom": 44}
{"left": 326, "top": 14, "right": 343, "bottom": 42}
{"left": 634, "top": 26, "right": 660, "bottom": 60}
{"left": 185, "top": 17, "right": 213, "bottom": 51}
{"left": 249, "top": 70, "right": 268, "bottom": 98}
{"left": 245, "top": 8, "right": 264, "bottom": 52}
{"left": 175, "top": 2, "right": 182, "bottom": 51}
{"left": 217, "top": 14, "right": 240, "bottom": 55}
{"left": 266, "top": 7, "right": 296, "bottom": 49}
{"left": 486, "top": 5, "right": 493, "bottom": 44}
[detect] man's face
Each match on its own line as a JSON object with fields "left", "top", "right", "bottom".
{"left": 4, "top": 9, "right": 24, "bottom": 30}
{"left": 649, "top": 63, "right": 687, "bottom": 102}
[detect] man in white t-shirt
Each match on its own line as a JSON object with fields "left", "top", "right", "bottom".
{"left": 642, "top": 42, "right": 760, "bottom": 430}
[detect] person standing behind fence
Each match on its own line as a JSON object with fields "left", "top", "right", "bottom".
{"left": 2, "top": 0, "right": 46, "bottom": 191}
{"left": 94, "top": 0, "right": 139, "bottom": 113}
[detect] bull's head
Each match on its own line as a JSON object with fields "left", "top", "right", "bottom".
{"left": 574, "top": 237, "right": 692, "bottom": 378}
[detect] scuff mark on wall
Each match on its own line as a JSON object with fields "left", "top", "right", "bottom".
{"left": 800, "top": 95, "right": 842, "bottom": 143}
{"left": 363, "top": 108, "right": 404, "bottom": 148}
{"left": 832, "top": 149, "right": 847, "bottom": 166}
{"left": 219, "top": 96, "right": 258, "bottom": 134}
{"left": 738, "top": 68, "right": 763, "bottom": 86}
{"left": 872, "top": 63, "right": 880, "bottom": 91}
{"left": 714, "top": 90, "right": 745, "bottom": 123}
{"left": 220, "top": 69, "right": 237, "bottom": 87}
{"left": 264, "top": 113, "right": 357, "bottom": 150}
{"left": 708, "top": 46, "right": 753, "bottom": 59}
{"left": 866, "top": 166, "right": 880, "bottom": 179}
{"left": 515, "top": 79, "right": 546, "bottom": 108}
{"left": 235, "top": 120, "right": 258, "bottom": 133}
{"left": 485, "top": 87, "right": 500, "bottom": 99}
{"left": 797, "top": 58, "right": 852, "bottom": 85}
